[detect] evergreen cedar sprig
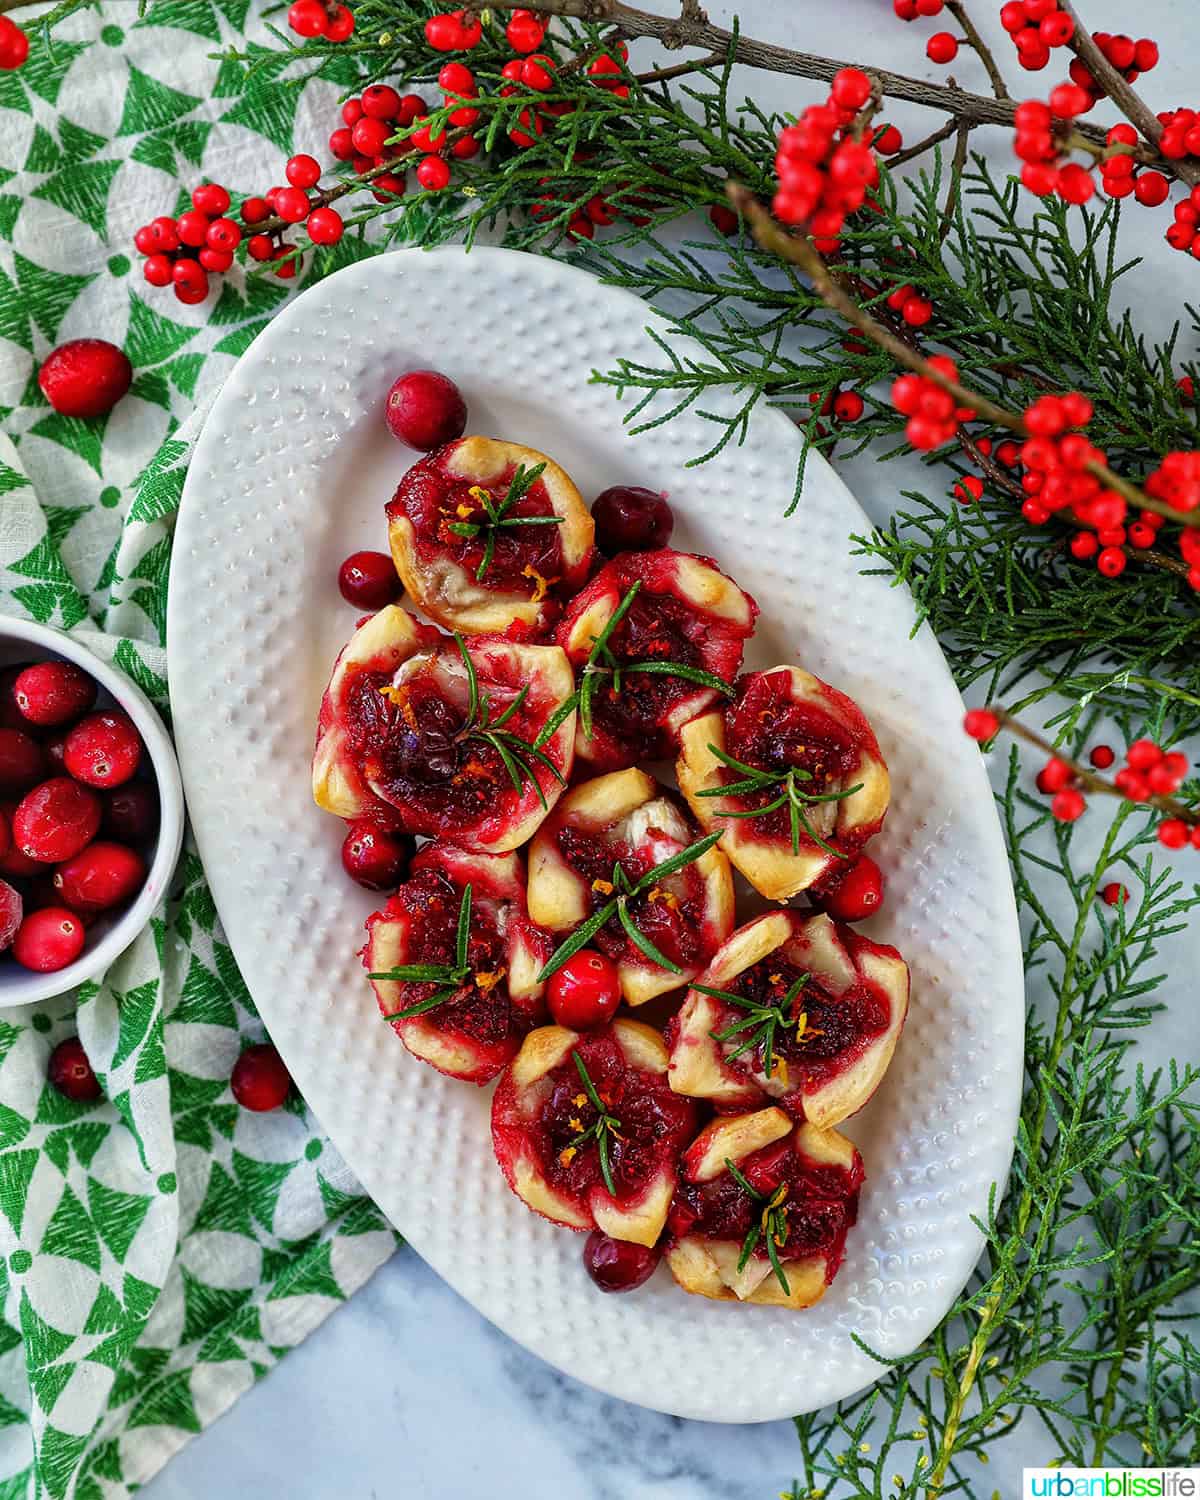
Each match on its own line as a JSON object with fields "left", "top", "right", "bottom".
{"left": 534, "top": 580, "right": 735, "bottom": 749}
{"left": 536, "top": 829, "right": 723, "bottom": 981}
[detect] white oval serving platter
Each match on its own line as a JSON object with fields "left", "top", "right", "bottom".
{"left": 167, "top": 245, "right": 1023, "bottom": 1423}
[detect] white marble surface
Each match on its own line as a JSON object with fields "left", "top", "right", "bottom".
{"left": 148, "top": 0, "right": 1200, "bottom": 1495}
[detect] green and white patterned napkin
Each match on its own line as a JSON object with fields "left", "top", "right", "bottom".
{"left": 0, "top": 3, "right": 402, "bottom": 1496}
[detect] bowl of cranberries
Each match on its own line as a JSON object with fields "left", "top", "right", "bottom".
{"left": 0, "top": 616, "right": 184, "bottom": 1004}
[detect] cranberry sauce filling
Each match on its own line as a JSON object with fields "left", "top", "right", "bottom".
{"left": 715, "top": 956, "right": 889, "bottom": 1090}
{"left": 586, "top": 589, "right": 708, "bottom": 758}
{"left": 344, "top": 656, "right": 533, "bottom": 828}
{"left": 537, "top": 1034, "right": 695, "bottom": 1200}
{"left": 557, "top": 821, "right": 706, "bottom": 970}
{"left": 385, "top": 868, "right": 521, "bottom": 1045}
{"left": 669, "top": 1137, "right": 863, "bottom": 1279}
{"left": 389, "top": 453, "right": 565, "bottom": 594}
{"left": 720, "top": 671, "right": 866, "bottom": 847}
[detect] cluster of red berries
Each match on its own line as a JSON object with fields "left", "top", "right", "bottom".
{"left": 888, "top": 0, "right": 960, "bottom": 65}
{"left": 998, "top": 0, "right": 1074, "bottom": 72}
{"left": 241, "top": 157, "right": 345, "bottom": 279}
{"left": 1158, "top": 107, "right": 1200, "bottom": 162}
{"left": 1016, "top": 101, "right": 1171, "bottom": 208}
{"left": 1068, "top": 32, "right": 1159, "bottom": 106}
{"left": 1012, "top": 89, "right": 1100, "bottom": 204}
{"left": 963, "top": 714, "right": 1197, "bottom": 845}
{"left": 287, "top": 0, "right": 353, "bottom": 39}
{"left": 772, "top": 68, "right": 883, "bottom": 253}
{"left": 890, "top": 357, "right": 974, "bottom": 451}
{"left": 0, "top": 660, "right": 156, "bottom": 974}
{"left": 1165, "top": 184, "right": 1200, "bottom": 260}
{"left": 133, "top": 182, "right": 244, "bottom": 304}
{"left": 330, "top": 87, "right": 436, "bottom": 198}
{"left": 0, "top": 14, "right": 28, "bottom": 69}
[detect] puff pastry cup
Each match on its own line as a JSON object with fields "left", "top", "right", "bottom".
{"left": 491, "top": 1019, "right": 698, "bottom": 1245}
{"left": 312, "top": 604, "right": 576, "bottom": 853}
{"left": 677, "top": 665, "right": 890, "bottom": 901}
{"left": 386, "top": 435, "right": 595, "bottom": 637}
{"left": 665, "top": 1108, "right": 864, "bottom": 1306}
{"left": 554, "top": 549, "right": 758, "bottom": 772}
{"left": 526, "top": 767, "right": 735, "bottom": 1005}
{"left": 665, "top": 910, "right": 909, "bottom": 1128}
{"left": 364, "top": 844, "right": 553, "bottom": 1084}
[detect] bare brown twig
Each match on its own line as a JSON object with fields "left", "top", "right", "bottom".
{"left": 459, "top": 0, "right": 1186, "bottom": 179}
{"left": 946, "top": 0, "right": 1010, "bottom": 101}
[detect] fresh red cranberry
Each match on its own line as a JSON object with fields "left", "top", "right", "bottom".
{"left": 0, "top": 878, "right": 21, "bottom": 951}
{"left": 0, "top": 728, "right": 46, "bottom": 794}
{"left": 13, "top": 661, "right": 96, "bottom": 727}
{"left": 547, "top": 950, "right": 621, "bottom": 1030}
{"left": 340, "top": 821, "right": 414, "bottom": 890}
{"left": 53, "top": 841, "right": 145, "bottom": 915}
{"left": 37, "top": 341, "right": 133, "bottom": 419}
{"left": 63, "top": 711, "right": 143, "bottom": 789}
{"left": 590, "top": 486, "right": 674, "bottom": 553}
{"left": 12, "top": 906, "right": 86, "bottom": 971}
{"left": 13, "top": 778, "right": 102, "bottom": 863}
{"left": 385, "top": 370, "right": 468, "bottom": 451}
{"left": 231, "top": 1043, "right": 292, "bottom": 1111}
{"left": 337, "top": 551, "right": 402, "bottom": 611}
{"left": 582, "top": 1231, "right": 661, "bottom": 1293}
{"left": 0, "top": 665, "right": 29, "bottom": 729}
{"left": 0, "top": 803, "right": 39, "bottom": 878}
{"left": 817, "top": 854, "right": 885, "bottom": 922}
{"left": 102, "top": 781, "right": 160, "bottom": 844}
{"left": 47, "top": 1036, "right": 101, "bottom": 1099}
{"left": 0, "top": 16, "right": 29, "bottom": 69}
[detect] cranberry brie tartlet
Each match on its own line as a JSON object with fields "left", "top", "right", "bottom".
{"left": 555, "top": 549, "right": 757, "bottom": 771}
{"left": 667, "top": 910, "right": 908, "bottom": 1126}
{"left": 677, "top": 665, "right": 890, "bottom": 901}
{"left": 364, "top": 844, "right": 552, "bottom": 1084}
{"left": 666, "top": 1108, "right": 864, "bottom": 1306}
{"left": 312, "top": 605, "right": 576, "bottom": 853}
{"left": 491, "top": 1020, "right": 697, "bottom": 1245}
{"left": 527, "top": 768, "right": 735, "bottom": 1005}
{"left": 386, "top": 436, "right": 595, "bottom": 636}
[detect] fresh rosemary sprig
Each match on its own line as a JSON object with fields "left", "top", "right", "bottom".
{"left": 453, "top": 634, "right": 564, "bottom": 810}
{"left": 534, "top": 581, "right": 734, "bottom": 748}
{"left": 369, "top": 882, "right": 477, "bottom": 1020}
{"left": 695, "top": 973, "right": 814, "bottom": 1080}
{"left": 724, "top": 1157, "right": 792, "bottom": 1297}
{"left": 444, "top": 462, "right": 559, "bottom": 581}
{"left": 695, "top": 743, "right": 862, "bottom": 859}
{"left": 536, "top": 829, "right": 723, "bottom": 981}
{"left": 568, "top": 1051, "right": 622, "bottom": 1197}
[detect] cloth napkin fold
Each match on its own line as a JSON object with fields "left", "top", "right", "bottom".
{"left": 0, "top": 420, "right": 397, "bottom": 1500}
{"left": 0, "top": 3, "right": 404, "bottom": 1492}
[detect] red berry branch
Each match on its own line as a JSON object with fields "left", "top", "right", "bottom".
{"left": 725, "top": 180, "right": 1200, "bottom": 587}
{"left": 963, "top": 707, "right": 1198, "bottom": 848}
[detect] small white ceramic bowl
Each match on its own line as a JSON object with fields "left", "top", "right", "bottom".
{"left": 0, "top": 616, "right": 184, "bottom": 1006}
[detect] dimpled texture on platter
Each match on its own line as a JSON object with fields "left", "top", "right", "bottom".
{"left": 168, "top": 247, "right": 1024, "bottom": 1423}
